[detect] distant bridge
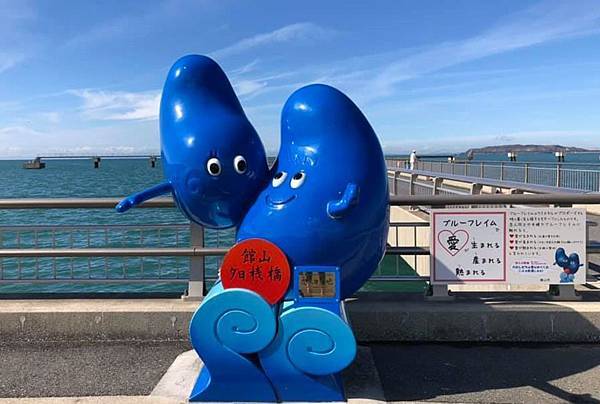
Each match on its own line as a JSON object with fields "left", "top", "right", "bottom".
{"left": 23, "top": 155, "right": 160, "bottom": 169}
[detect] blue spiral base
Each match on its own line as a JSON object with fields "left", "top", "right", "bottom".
{"left": 189, "top": 284, "right": 357, "bottom": 402}
{"left": 189, "top": 283, "right": 278, "bottom": 402}
{"left": 259, "top": 305, "right": 356, "bottom": 402}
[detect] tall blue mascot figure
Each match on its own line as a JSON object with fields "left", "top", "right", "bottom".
{"left": 117, "top": 55, "right": 389, "bottom": 403}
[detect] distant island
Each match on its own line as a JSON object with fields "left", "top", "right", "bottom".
{"left": 464, "top": 144, "right": 593, "bottom": 155}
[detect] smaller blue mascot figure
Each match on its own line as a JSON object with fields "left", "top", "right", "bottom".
{"left": 117, "top": 55, "right": 389, "bottom": 403}
{"left": 116, "top": 54, "right": 269, "bottom": 228}
{"left": 554, "top": 247, "right": 583, "bottom": 283}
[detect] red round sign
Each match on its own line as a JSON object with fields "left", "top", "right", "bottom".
{"left": 220, "top": 238, "right": 291, "bottom": 305}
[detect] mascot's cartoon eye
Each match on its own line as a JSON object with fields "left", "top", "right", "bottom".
{"left": 290, "top": 171, "right": 306, "bottom": 189}
{"left": 233, "top": 155, "right": 247, "bottom": 174}
{"left": 272, "top": 171, "right": 287, "bottom": 187}
{"left": 206, "top": 158, "right": 221, "bottom": 176}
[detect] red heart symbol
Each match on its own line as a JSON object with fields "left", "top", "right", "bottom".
{"left": 438, "top": 230, "right": 469, "bottom": 256}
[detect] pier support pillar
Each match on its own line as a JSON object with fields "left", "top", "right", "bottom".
{"left": 184, "top": 223, "right": 205, "bottom": 300}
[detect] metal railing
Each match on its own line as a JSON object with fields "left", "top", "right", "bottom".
{"left": 0, "top": 198, "right": 430, "bottom": 296}
{"left": 386, "top": 158, "right": 600, "bottom": 193}
{"left": 1, "top": 193, "right": 600, "bottom": 297}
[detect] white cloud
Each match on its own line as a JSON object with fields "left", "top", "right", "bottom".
{"left": 368, "top": 0, "right": 600, "bottom": 99}
{"left": 0, "top": 121, "right": 159, "bottom": 158}
{"left": 0, "top": 125, "right": 46, "bottom": 157}
{"left": 69, "top": 89, "right": 161, "bottom": 121}
{"left": 0, "top": 52, "right": 25, "bottom": 74}
{"left": 64, "top": 0, "right": 214, "bottom": 48}
{"left": 211, "top": 22, "right": 336, "bottom": 59}
{"left": 234, "top": 80, "right": 267, "bottom": 97}
{"left": 39, "top": 112, "right": 61, "bottom": 124}
{"left": 0, "top": 0, "right": 37, "bottom": 73}
{"left": 250, "top": 1, "right": 600, "bottom": 105}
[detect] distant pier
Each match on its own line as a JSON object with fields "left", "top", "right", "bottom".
{"left": 23, "top": 154, "right": 160, "bottom": 169}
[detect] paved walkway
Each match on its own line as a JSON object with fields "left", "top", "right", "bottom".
{"left": 0, "top": 341, "right": 189, "bottom": 398}
{"left": 1, "top": 341, "right": 598, "bottom": 403}
{"left": 368, "top": 343, "right": 600, "bottom": 403}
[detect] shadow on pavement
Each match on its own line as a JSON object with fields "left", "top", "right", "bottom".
{"left": 370, "top": 342, "right": 600, "bottom": 403}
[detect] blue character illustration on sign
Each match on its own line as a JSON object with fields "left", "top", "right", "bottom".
{"left": 116, "top": 55, "right": 389, "bottom": 402}
{"left": 554, "top": 247, "right": 583, "bottom": 283}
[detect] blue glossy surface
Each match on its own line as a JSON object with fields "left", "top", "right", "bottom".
{"left": 189, "top": 283, "right": 277, "bottom": 401}
{"left": 259, "top": 305, "right": 355, "bottom": 401}
{"left": 115, "top": 57, "right": 389, "bottom": 401}
{"left": 117, "top": 55, "right": 269, "bottom": 229}
{"left": 238, "top": 84, "right": 389, "bottom": 298}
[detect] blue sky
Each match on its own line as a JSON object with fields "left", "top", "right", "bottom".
{"left": 2, "top": 0, "right": 600, "bottom": 158}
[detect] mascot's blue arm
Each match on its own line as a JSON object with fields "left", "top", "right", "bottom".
{"left": 327, "top": 183, "right": 359, "bottom": 219}
{"left": 115, "top": 182, "right": 173, "bottom": 212}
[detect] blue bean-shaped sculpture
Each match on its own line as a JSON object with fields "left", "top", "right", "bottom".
{"left": 238, "top": 84, "right": 389, "bottom": 299}
{"left": 189, "top": 283, "right": 278, "bottom": 401}
{"left": 259, "top": 306, "right": 356, "bottom": 401}
{"left": 116, "top": 55, "right": 269, "bottom": 229}
{"left": 115, "top": 55, "right": 388, "bottom": 402}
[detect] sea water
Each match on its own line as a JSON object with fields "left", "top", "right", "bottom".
{"left": 0, "top": 159, "right": 234, "bottom": 295}
{"left": 1, "top": 152, "right": 598, "bottom": 295}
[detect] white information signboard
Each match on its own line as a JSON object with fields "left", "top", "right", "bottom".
{"left": 431, "top": 208, "right": 586, "bottom": 285}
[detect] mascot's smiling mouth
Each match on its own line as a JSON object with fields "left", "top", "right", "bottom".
{"left": 266, "top": 194, "right": 296, "bottom": 207}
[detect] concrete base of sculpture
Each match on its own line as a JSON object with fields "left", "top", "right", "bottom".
{"left": 151, "top": 347, "right": 385, "bottom": 403}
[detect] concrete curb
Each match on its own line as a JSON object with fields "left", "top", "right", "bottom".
{"left": 0, "top": 299, "right": 196, "bottom": 343}
{"left": 1, "top": 295, "right": 599, "bottom": 343}
{"left": 346, "top": 294, "right": 600, "bottom": 342}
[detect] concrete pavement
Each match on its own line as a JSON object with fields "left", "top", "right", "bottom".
{"left": 370, "top": 343, "right": 600, "bottom": 403}
{"left": 0, "top": 342, "right": 598, "bottom": 403}
{"left": 0, "top": 341, "right": 189, "bottom": 398}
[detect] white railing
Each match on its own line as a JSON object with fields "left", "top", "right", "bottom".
{"left": 387, "top": 158, "right": 600, "bottom": 192}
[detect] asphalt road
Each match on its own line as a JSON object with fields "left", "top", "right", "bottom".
{"left": 370, "top": 343, "right": 600, "bottom": 403}
{"left": 1, "top": 341, "right": 599, "bottom": 403}
{"left": 0, "top": 341, "right": 190, "bottom": 398}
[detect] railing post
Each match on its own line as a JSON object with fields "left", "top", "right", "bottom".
{"left": 185, "top": 222, "right": 205, "bottom": 300}
{"left": 480, "top": 162, "right": 484, "bottom": 178}
{"left": 550, "top": 284, "right": 581, "bottom": 301}
{"left": 556, "top": 163, "right": 562, "bottom": 188}
{"left": 470, "top": 183, "right": 483, "bottom": 195}
{"left": 393, "top": 171, "right": 399, "bottom": 195}
{"left": 500, "top": 162, "right": 504, "bottom": 181}
{"left": 524, "top": 163, "right": 529, "bottom": 183}
{"left": 409, "top": 173, "right": 417, "bottom": 196}
{"left": 427, "top": 283, "right": 453, "bottom": 301}
{"left": 432, "top": 177, "right": 443, "bottom": 195}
